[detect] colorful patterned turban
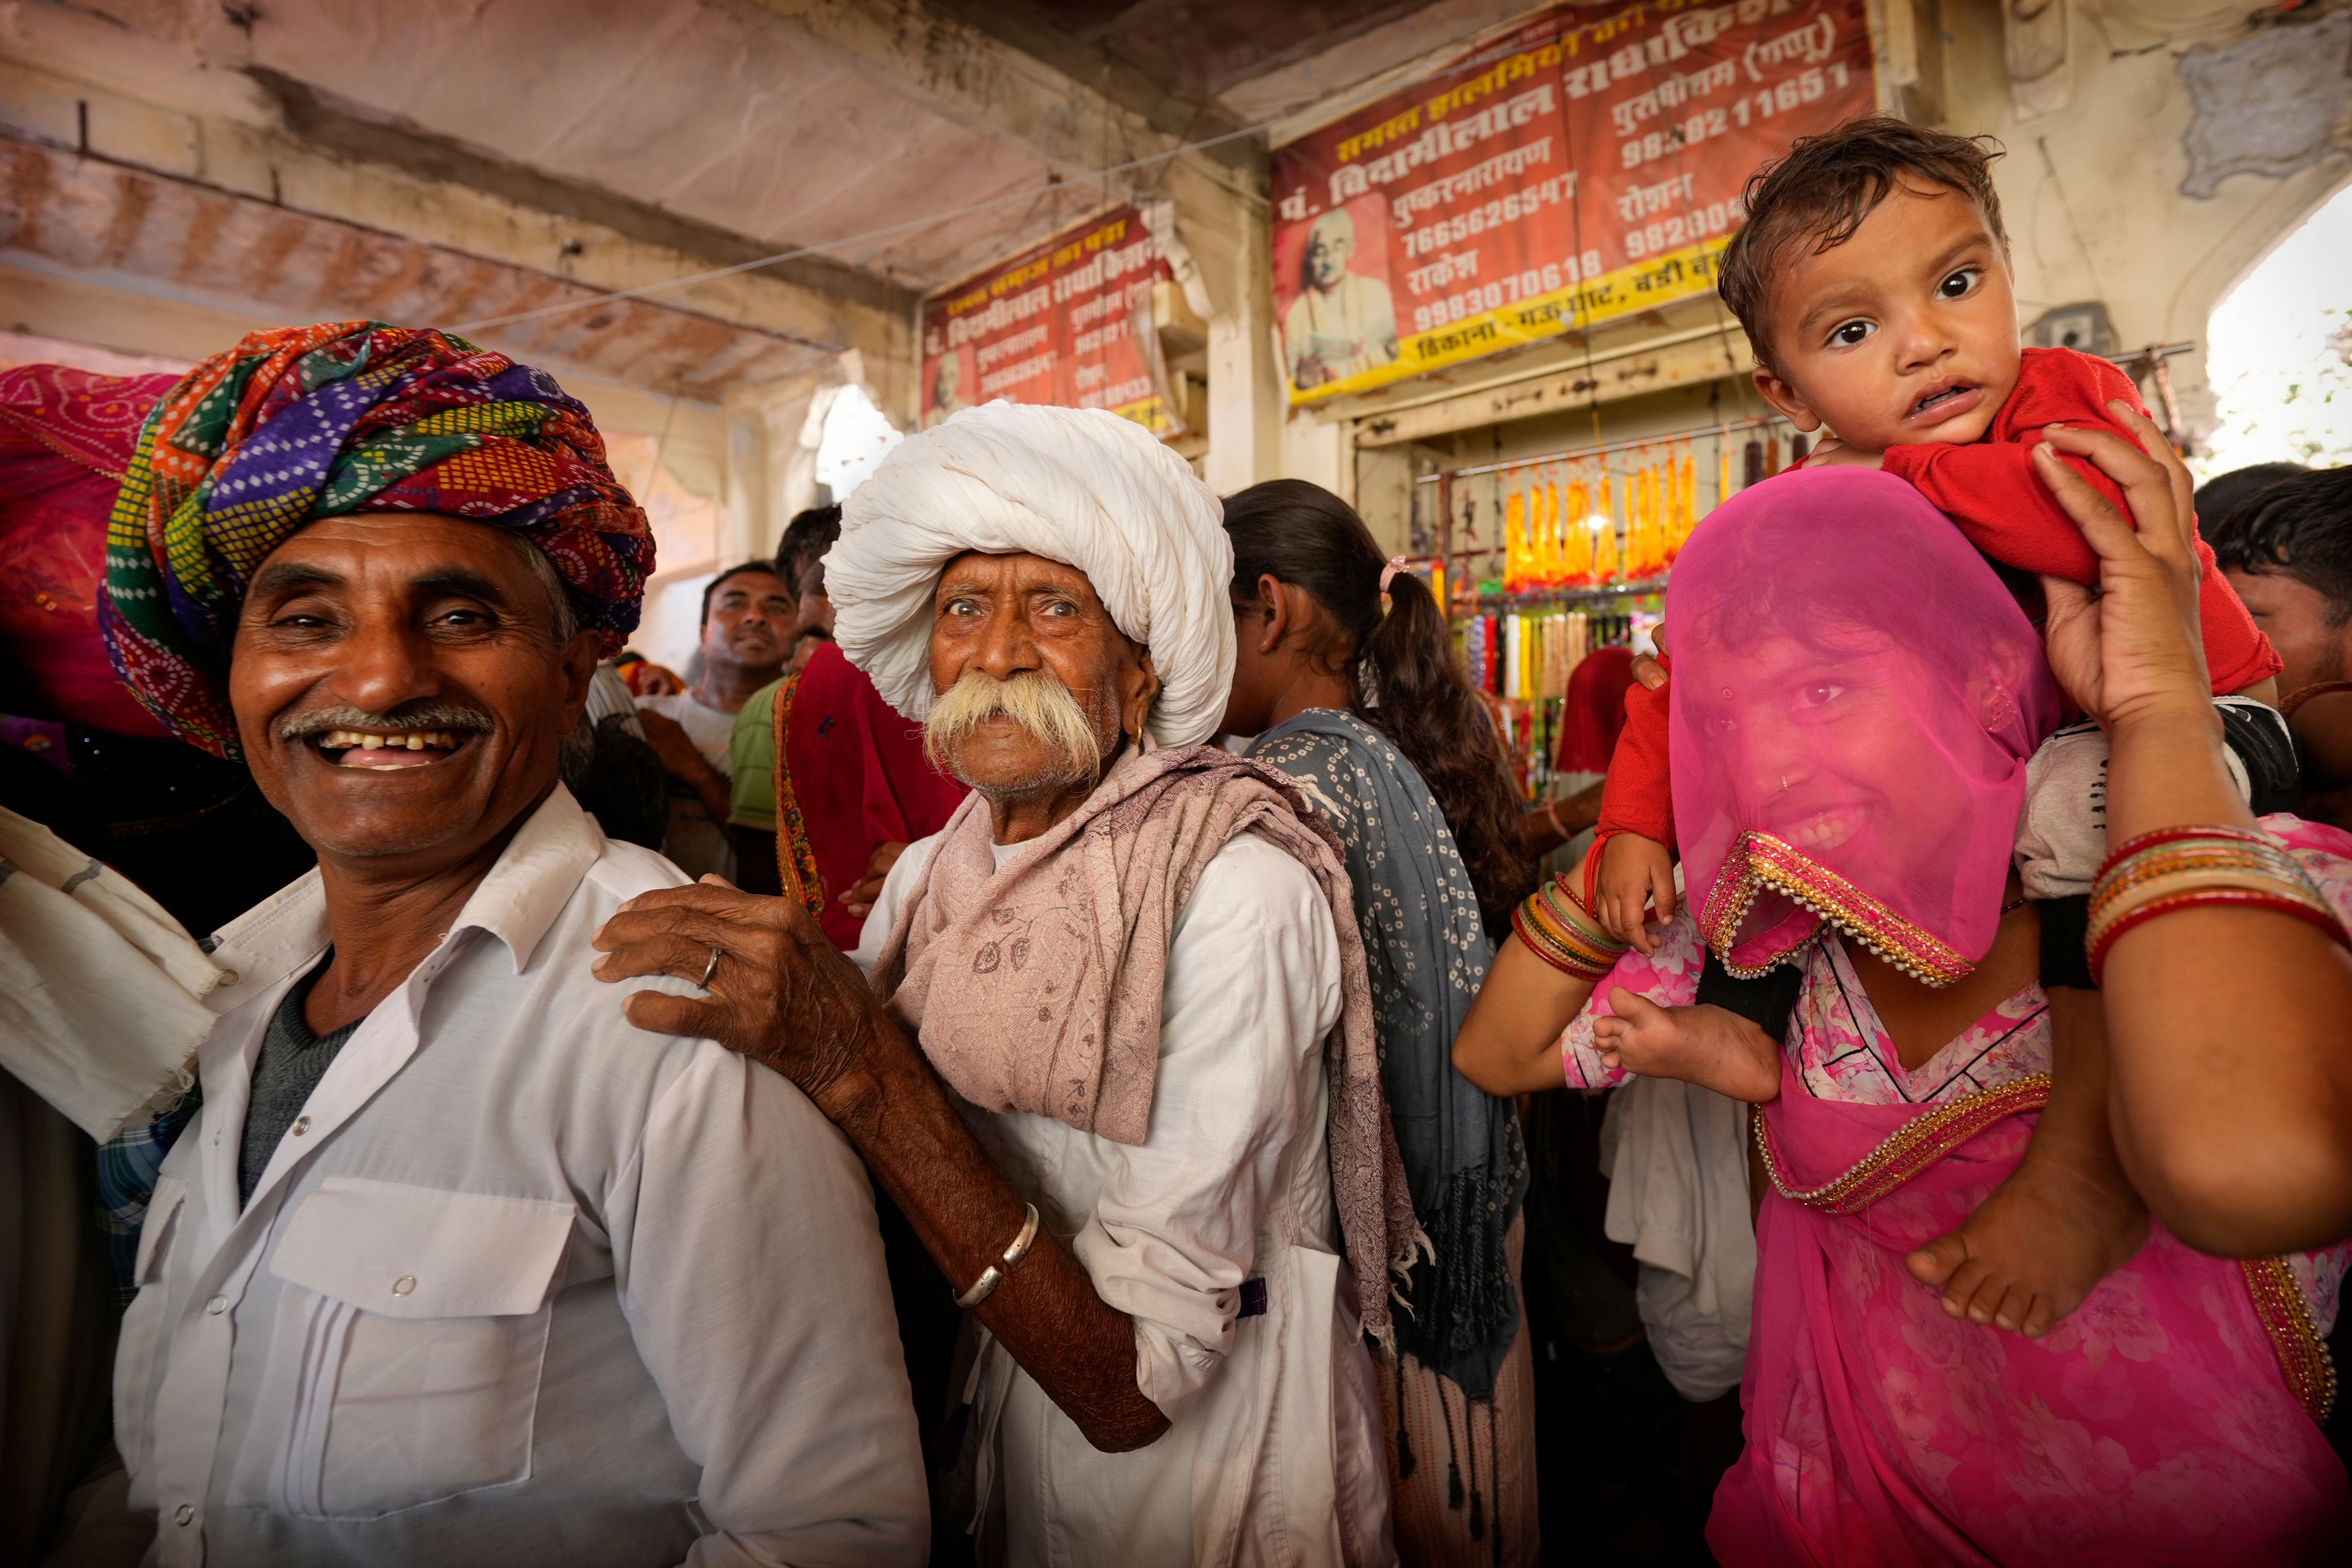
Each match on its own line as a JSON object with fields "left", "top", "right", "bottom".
{"left": 99, "top": 322, "right": 654, "bottom": 758}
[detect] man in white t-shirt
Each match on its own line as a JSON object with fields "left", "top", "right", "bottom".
{"left": 636, "top": 560, "right": 793, "bottom": 879}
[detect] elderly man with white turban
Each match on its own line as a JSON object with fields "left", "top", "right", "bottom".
{"left": 594, "top": 402, "right": 1414, "bottom": 1566}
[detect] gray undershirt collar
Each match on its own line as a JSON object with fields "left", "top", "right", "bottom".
{"left": 238, "top": 954, "right": 362, "bottom": 1206}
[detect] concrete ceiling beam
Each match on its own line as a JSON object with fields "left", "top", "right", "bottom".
{"left": 0, "top": 21, "right": 901, "bottom": 383}
{"left": 0, "top": 135, "right": 837, "bottom": 403}
{"left": 742, "top": 0, "right": 1260, "bottom": 192}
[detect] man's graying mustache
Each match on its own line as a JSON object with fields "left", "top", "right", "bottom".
{"left": 277, "top": 702, "right": 497, "bottom": 741}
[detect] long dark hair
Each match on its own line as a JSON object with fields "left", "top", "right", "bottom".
{"left": 1224, "top": 479, "right": 1531, "bottom": 937}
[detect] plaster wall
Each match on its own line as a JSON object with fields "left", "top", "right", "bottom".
{"left": 1932, "top": 0, "right": 2352, "bottom": 444}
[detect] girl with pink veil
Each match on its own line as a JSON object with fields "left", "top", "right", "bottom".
{"left": 1455, "top": 464, "right": 2350, "bottom": 1563}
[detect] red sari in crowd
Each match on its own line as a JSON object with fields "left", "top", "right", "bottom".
{"left": 769, "top": 638, "right": 967, "bottom": 949}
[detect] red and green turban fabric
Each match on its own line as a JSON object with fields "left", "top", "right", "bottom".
{"left": 99, "top": 322, "right": 654, "bottom": 758}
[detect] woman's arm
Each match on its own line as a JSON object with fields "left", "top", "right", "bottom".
{"left": 592, "top": 883, "right": 1170, "bottom": 1452}
{"left": 2033, "top": 409, "right": 2352, "bottom": 1256}
{"left": 1521, "top": 779, "right": 1604, "bottom": 859}
{"left": 1453, "top": 932, "right": 1604, "bottom": 1095}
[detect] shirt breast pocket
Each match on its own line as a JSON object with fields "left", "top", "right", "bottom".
{"left": 265, "top": 1177, "right": 576, "bottom": 1520}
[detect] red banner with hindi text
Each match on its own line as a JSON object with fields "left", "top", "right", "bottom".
{"left": 919, "top": 206, "right": 1179, "bottom": 435}
{"left": 1271, "top": 0, "right": 1874, "bottom": 406}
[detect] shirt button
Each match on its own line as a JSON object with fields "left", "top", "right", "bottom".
{"left": 291, "top": 1115, "right": 311, "bottom": 1136}
{"left": 206, "top": 1295, "right": 228, "bottom": 1315}
{"left": 174, "top": 1504, "right": 194, "bottom": 1525}
{"left": 391, "top": 1275, "right": 417, "bottom": 1296}
{"left": 216, "top": 969, "right": 239, "bottom": 986}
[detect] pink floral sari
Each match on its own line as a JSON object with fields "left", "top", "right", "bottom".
{"left": 1632, "top": 472, "right": 2351, "bottom": 1562}
{"left": 1709, "top": 1052, "right": 2345, "bottom": 1565}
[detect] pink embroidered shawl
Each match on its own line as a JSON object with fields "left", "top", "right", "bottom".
{"left": 871, "top": 739, "right": 1425, "bottom": 1343}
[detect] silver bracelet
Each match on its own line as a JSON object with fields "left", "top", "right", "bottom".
{"left": 952, "top": 1202, "right": 1041, "bottom": 1310}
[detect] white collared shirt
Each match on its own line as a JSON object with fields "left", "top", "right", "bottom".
{"left": 118, "top": 787, "right": 925, "bottom": 1567}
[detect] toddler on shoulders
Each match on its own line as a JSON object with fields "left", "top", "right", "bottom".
{"left": 1585, "top": 116, "right": 2294, "bottom": 1338}
{"left": 1594, "top": 114, "right": 2285, "bottom": 944}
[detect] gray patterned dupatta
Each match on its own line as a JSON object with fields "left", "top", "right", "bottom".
{"left": 1250, "top": 709, "right": 1528, "bottom": 1399}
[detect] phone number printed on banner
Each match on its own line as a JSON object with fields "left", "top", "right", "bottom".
{"left": 1618, "top": 62, "right": 1854, "bottom": 170}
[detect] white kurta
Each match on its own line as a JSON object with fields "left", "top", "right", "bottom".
{"left": 856, "top": 830, "right": 1395, "bottom": 1567}
{"left": 119, "top": 788, "right": 927, "bottom": 1567}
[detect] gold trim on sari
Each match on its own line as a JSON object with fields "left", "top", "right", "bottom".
{"left": 1752, "top": 1075, "right": 2053, "bottom": 1215}
{"left": 1699, "top": 829, "right": 1974, "bottom": 986}
{"left": 767, "top": 674, "right": 825, "bottom": 918}
{"left": 2242, "top": 1256, "right": 2339, "bottom": 1424}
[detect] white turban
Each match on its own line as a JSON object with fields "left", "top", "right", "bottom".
{"left": 828, "top": 401, "right": 1237, "bottom": 747}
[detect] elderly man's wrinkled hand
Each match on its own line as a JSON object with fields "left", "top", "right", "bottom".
{"left": 590, "top": 877, "right": 886, "bottom": 1111}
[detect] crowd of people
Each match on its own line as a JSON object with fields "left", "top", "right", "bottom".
{"left": 3, "top": 115, "right": 2352, "bottom": 1567}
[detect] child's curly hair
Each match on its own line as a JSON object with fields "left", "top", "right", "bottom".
{"left": 1720, "top": 116, "right": 2008, "bottom": 374}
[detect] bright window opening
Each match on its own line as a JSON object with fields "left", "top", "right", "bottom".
{"left": 814, "top": 383, "right": 903, "bottom": 502}
{"left": 2196, "top": 183, "right": 2352, "bottom": 478}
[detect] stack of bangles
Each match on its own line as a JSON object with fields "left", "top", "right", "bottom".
{"left": 1513, "top": 872, "right": 1631, "bottom": 980}
{"left": 2086, "top": 825, "right": 2350, "bottom": 984}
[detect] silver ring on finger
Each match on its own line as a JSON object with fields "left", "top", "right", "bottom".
{"left": 699, "top": 945, "right": 722, "bottom": 989}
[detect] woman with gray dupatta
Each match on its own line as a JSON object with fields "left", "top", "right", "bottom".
{"left": 1221, "top": 481, "right": 1537, "bottom": 1566}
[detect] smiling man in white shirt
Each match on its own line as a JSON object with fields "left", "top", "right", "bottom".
{"left": 97, "top": 323, "right": 924, "bottom": 1567}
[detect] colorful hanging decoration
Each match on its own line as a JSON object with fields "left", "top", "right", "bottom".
{"left": 1503, "top": 487, "right": 1528, "bottom": 592}
{"left": 1561, "top": 473, "right": 1590, "bottom": 586}
{"left": 1593, "top": 469, "right": 1620, "bottom": 582}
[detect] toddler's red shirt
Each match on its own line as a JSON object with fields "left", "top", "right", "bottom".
{"left": 1593, "top": 347, "right": 2279, "bottom": 854}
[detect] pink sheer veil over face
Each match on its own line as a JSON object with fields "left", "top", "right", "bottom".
{"left": 1668, "top": 467, "right": 2059, "bottom": 984}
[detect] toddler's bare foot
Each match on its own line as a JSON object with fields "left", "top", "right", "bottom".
{"left": 1593, "top": 991, "right": 1779, "bottom": 1102}
{"left": 1905, "top": 1145, "right": 2149, "bottom": 1337}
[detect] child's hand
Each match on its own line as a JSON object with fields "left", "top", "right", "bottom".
{"left": 1801, "top": 435, "right": 1883, "bottom": 471}
{"left": 1598, "top": 832, "right": 1676, "bottom": 954}
{"left": 1592, "top": 991, "right": 1779, "bottom": 1102}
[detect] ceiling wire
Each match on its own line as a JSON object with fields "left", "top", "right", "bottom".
{"left": 451, "top": 117, "right": 1279, "bottom": 335}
